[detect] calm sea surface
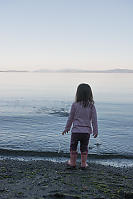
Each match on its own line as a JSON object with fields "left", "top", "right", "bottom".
{"left": 0, "top": 72, "right": 133, "bottom": 159}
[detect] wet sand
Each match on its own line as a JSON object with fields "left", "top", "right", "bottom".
{"left": 0, "top": 159, "right": 133, "bottom": 199}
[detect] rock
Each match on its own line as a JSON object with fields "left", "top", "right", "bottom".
{"left": 125, "top": 192, "right": 133, "bottom": 199}
{"left": 45, "top": 192, "right": 81, "bottom": 198}
{"left": 0, "top": 189, "right": 6, "bottom": 193}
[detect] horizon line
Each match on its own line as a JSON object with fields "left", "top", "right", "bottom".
{"left": 0, "top": 68, "right": 133, "bottom": 73}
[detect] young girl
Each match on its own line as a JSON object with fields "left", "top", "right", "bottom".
{"left": 62, "top": 83, "right": 98, "bottom": 168}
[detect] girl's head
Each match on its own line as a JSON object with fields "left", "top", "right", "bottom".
{"left": 75, "top": 83, "right": 94, "bottom": 107}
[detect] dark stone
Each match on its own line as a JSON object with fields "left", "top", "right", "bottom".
{"left": 46, "top": 192, "right": 81, "bottom": 199}
{"left": 94, "top": 197, "right": 105, "bottom": 199}
{"left": 125, "top": 192, "right": 133, "bottom": 199}
{"left": 0, "top": 189, "right": 6, "bottom": 193}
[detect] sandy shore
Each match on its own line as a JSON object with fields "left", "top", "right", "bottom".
{"left": 0, "top": 159, "right": 133, "bottom": 199}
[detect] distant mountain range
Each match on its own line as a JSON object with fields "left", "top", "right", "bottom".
{"left": 0, "top": 70, "right": 28, "bottom": 72}
{"left": 0, "top": 68, "right": 133, "bottom": 73}
{"left": 35, "top": 68, "right": 133, "bottom": 73}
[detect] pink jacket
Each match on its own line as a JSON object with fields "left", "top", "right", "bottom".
{"left": 65, "top": 102, "right": 98, "bottom": 135}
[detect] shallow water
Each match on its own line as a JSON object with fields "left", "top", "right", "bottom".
{"left": 0, "top": 72, "right": 133, "bottom": 160}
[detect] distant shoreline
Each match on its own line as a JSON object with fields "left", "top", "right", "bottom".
{"left": 0, "top": 68, "right": 133, "bottom": 73}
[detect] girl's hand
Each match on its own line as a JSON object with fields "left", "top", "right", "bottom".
{"left": 93, "top": 133, "right": 98, "bottom": 138}
{"left": 62, "top": 130, "right": 69, "bottom": 135}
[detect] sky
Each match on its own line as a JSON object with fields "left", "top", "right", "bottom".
{"left": 0, "top": 0, "right": 133, "bottom": 71}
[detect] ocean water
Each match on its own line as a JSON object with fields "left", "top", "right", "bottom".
{"left": 0, "top": 72, "right": 133, "bottom": 162}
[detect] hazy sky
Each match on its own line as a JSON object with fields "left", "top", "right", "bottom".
{"left": 0, "top": 0, "right": 133, "bottom": 71}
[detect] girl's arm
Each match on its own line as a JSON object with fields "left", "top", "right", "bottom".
{"left": 91, "top": 105, "right": 98, "bottom": 137}
{"left": 62, "top": 103, "right": 75, "bottom": 135}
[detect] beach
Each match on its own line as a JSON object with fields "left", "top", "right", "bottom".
{"left": 0, "top": 159, "right": 133, "bottom": 199}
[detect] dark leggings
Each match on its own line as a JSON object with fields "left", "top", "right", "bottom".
{"left": 70, "top": 133, "right": 90, "bottom": 152}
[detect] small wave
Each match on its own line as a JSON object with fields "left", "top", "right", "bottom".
{"left": 35, "top": 107, "right": 69, "bottom": 117}
{"left": 50, "top": 110, "right": 69, "bottom": 117}
{"left": 0, "top": 148, "right": 69, "bottom": 158}
{"left": 0, "top": 148, "right": 133, "bottom": 160}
